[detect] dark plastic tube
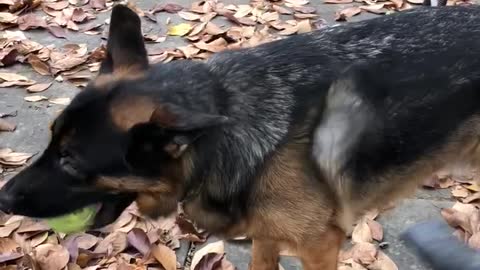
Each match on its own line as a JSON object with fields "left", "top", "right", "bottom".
{"left": 401, "top": 220, "right": 480, "bottom": 270}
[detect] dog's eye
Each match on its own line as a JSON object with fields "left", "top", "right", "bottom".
{"left": 59, "top": 149, "right": 85, "bottom": 179}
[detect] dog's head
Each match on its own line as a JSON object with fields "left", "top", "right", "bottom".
{"left": 0, "top": 5, "right": 229, "bottom": 228}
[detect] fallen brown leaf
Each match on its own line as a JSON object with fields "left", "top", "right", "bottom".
{"left": 352, "top": 218, "right": 373, "bottom": 243}
{"left": 94, "top": 231, "right": 128, "bottom": 256}
{"left": 272, "top": 5, "right": 293, "bottom": 14}
{"left": 335, "top": 6, "right": 362, "bottom": 21}
{"left": 24, "top": 95, "right": 48, "bottom": 102}
{"left": 44, "top": 1, "right": 69, "bottom": 10}
{"left": 194, "top": 253, "right": 224, "bottom": 270}
{"left": 193, "top": 38, "right": 228, "bottom": 52}
{"left": 90, "top": 0, "right": 105, "bottom": 10}
{"left": 17, "top": 14, "right": 47, "bottom": 30}
{"left": 191, "top": 241, "right": 224, "bottom": 270}
{"left": 469, "top": 232, "right": 480, "bottom": 249}
{"left": 0, "top": 118, "right": 16, "bottom": 132}
{"left": 367, "top": 251, "right": 398, "bottom": 270}
{"left": 441, "top": 208, "right": 471, "bottom": 233}
{"left": 463, "top": 192, "right": 480, "bottom": 203}
{"left": 352, "top": 242, "right": 377, "bottom": 265}
{"left": 151, "top": 3, "right": 184, "bottom": 14}
{"left": 285, "top": 0, "right": 310, "bottom": 6}
{"left": 30, "top": 231, "right": 49, "bottom": 247}
{"left": 0, "top": 47, "right": 17, "bottom": 66}
{"left": 293, "top": 6, "right": 316, "bottom": 13}
{"left": 366, "top": 219, "right": 383, "bottom": 242}
{"left": 35, "top": 244, "right": 70, "bottom": 270}
{"left": 452, "top": 185, "right": 470, "bottom": 198}
{"left": 178, "top": 11, "right": 202, "bottom": 21}
{"left": 26, "top": 82, "right": 52, "bottom": 93}
{"left": 0, "top": 12, "right": 18, "bottom": 24}
{"left": 360, "top": 3, "right": 387, "bottom": 14}
{"left": 0, "top": 148, "right": 33, "bottom": 166}
{"left": 151, "top": 243, "right": 176, "bottom": 270}
{"left": 47, "top": 25, "right": 68, "bottom": 39}
{"left": 127, "top": 228, "right": 151, "bottom": 256}
{"left": 17, "top": 219, "right": 50, "bottom": 233}
{"left": 28, "top": 54, "right": 51, "bottom": 76}
{"left": 0, "top": 221, "right": 21, "bottom": 237}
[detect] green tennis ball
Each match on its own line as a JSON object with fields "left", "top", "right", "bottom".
{"left": 45, "top": 206, "right": 97, "bottom": 234}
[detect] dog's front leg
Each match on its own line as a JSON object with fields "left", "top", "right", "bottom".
{"left": 249, "top": 239, "right": 280, "bottom": 270}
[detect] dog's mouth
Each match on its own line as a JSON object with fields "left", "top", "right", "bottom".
{"left": 89, "top": 193, "right": 137, "bottom": 229}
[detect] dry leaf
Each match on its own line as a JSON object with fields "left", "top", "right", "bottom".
{"left": 24, "top": 95, "right": 48, "bottom": 102}
{"left": 151, "top": 3, "right": 184, "bottom": 13}
{"left": 352, "top": 242, "right": 377, "bottom": 265}
{"left": 27, "top": 82, "right": 52, "bottom": 93}
{"left": 297, "top": 19, "right": 312, "bottom": 33}
{"left": 178, "top": 11, "right": 201, "bottom": 21}
{"left": 0, "top": 148, "right": 33, "bottom": 166}
{"left": 0, "top": 12, "right": 18, "bottom": 23}
{"left": 47, "top": 25, "right": 68, "bottom": 39}
{"left": 293, "top": 6, "right": 317, "bottom": 13}
{"left": 94, "top": 231, "right": 128, "bottom": 256}
{"left": 0, "top": 47, "right": 17, "bottom": 67}
{"left": 30, "top": 231, "right": 49, "bottom": 247}
{"left": 193, "top": 38, "right": 228, "bottom": 52}
{"left": 17, "top": 219, "right": 50, "bottom": 233}
{"left": 127, "top": 228, "right": 151, "bottom": 256}
{"left": 194, "top": 253, "right": 224, "bottom": 270}
{"left": 0, "top": 72, "right": 30, "bottom": 82}
{"left": 44, "top": 1, "right": 69, "bottom": 10}
{"left": 366, "top": 219, "right": 383, "bottom": 241}
{"left": 28, "top": 54, "right": 51, "bottom": 76}
{"left": 285, "top": 0, "right": 310, "bottom": 6}
{"left": 168, "top": 23, "right": 192, "bottom": 36}
{"left": 205, "top": 22, "right": 226, "bottom": 35}
{"left": 191, "top": 241, "right": 225, "bottom": 270}
{"left": 151, "top": 243, "right": 176, "bottom": 270}
{"left": 234, "top": 5, "right": 253, "bottom": 18}
{"left": 463, "top": 192, "right": 480, "bottom": 203}
{"left": 272, "top": 5, "right": 293, "bottom": 14}
{"left": 75, "top": 233, "right": 99, "bottom": 250}
{"left": 35, "top": 244, "right": 70, "bottom": 270}
{"left": 352, "top": 219, "right": 373, "bottom": 243}
{"left": 465, "top": 181, "right": 480, "bottom": 192}
{"left": 0, "top": 221, "right": 21, "bottom": 237}
{"left": 17, "top": 14, "right": 47, "bottom": 30}
{"left": 469, "top": 232, "right": 480, "bottom": 250}
{"left": 367, "top": 251, "right": 398, "bottom": 270}
{"left": 451, "top": 186, "right": 470, "bottom": 198}
{"left": 0, "top": 118, "right": 16, "bottom": 132}
{"left": 335, "top": 6, "right": 362, "bottom": 21}
{"left": 360, "top": 4, "right": 387, "bottom": 14}
{"left": 441, "top": 208, "right": 471, "bottom": 233}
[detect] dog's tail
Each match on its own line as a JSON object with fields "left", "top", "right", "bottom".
{"left": 312, "top": 63, "right": 384, "bottom": 231}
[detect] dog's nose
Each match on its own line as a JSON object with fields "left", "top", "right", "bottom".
{"left": 0, "top": 191, "right": 14, "bottom": 213}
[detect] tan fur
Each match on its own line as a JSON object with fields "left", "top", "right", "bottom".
{"left": 109, "top": 96, "right": 156, "bottom": 131}
{"left": 335, "top": 115, "right": 480, "bottom": 231}
{"left": 93, "top": 66, "right": 145, "bottom": 89}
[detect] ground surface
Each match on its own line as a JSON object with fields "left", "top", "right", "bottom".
{"left": 0, "top": 0, "right": 474, "bottom": 269}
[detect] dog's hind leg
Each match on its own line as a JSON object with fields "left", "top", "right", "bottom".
{"left": 297, "top": 225, "right": 345, "bottom": 270}
{"left": 249, "top": 239, "right": 280, "bottom": 270}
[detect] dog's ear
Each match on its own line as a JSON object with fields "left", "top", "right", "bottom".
{"left": 150, "top": 104, "right": 230, "bottom": 131}
{"left": 99, "top": 5, "right": 148, "bottom": 75}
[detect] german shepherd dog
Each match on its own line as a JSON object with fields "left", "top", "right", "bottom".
{"left": 2, "top": 4, "right": 480, "bottom": 269}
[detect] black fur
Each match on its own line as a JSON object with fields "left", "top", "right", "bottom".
{"left": 2, "top": 4, "right": 480, "bottom": 234}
